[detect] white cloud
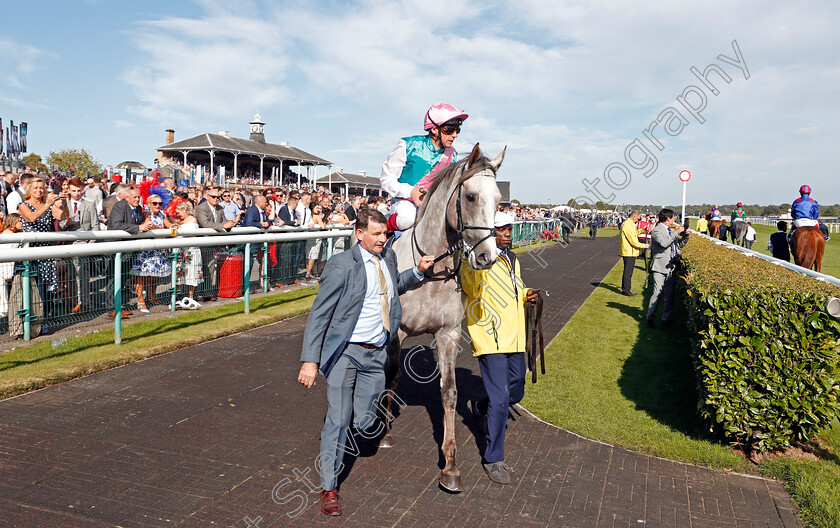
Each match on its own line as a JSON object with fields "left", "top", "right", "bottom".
{"left": 121, "top": 0, "right": 840, "bottom": 204}
{"left": 114, "top": 120, "right": 134, "bottom": 128}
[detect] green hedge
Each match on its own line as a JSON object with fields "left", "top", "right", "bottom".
{"left": 681, "top": 236, "right": 840, "bottom": 452}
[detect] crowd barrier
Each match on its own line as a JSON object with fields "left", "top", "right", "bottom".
{"left": 0, "top": 219, "right": 565, "bottom": 345}
{"left": 511, "top": 219, "right": 567, "bottom": 248}
{"left": 0, "top": 226, "right": 353, "bottom": 344}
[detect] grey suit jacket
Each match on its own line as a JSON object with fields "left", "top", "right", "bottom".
{"left": 60, "top": 199, "right": 99, "bottom": 233}
{"left": 195, "top": 200, "right": 229, "bottom": 232}
{"left": 301, "top": 243, "right": 423, "bottom": 377}
{"left": 649, "top": 222, "right": 689, "bottom": 274}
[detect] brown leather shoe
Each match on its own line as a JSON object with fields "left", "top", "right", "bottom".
{"left": 70, "top": 303, "right": 84, "bottom": 314}
{"left": 108, "top": 311, "right": 133, "bottom": 318}
{"left": 319, "top": 489, "right": 341, "bottom": 516}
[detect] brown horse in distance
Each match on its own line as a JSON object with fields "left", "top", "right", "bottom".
{"left": 791, "top": 226, "right": 825, "bottom": 272}
{"left": 709, "top": 218, "right": 722, "bottom": 239}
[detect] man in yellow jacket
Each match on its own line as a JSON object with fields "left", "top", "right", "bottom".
{"left": 462, "top": 211, "right": 538, "bottom": 485}
{"left": 696, "top": 214, "right": 709, "bottom": 235}
{"left": 619, "top": 210, "right": 650, "bottom": 296}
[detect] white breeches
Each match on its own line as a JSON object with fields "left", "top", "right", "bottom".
{"left": 793, "top": 218, "right": 818, "bottom": 228}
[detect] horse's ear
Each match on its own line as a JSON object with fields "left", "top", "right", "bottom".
{"left": 489, "top": 147, "right": 506, "bottom": 174}
{"left": 466, "top": 143, "right": 482, "bottom": 170}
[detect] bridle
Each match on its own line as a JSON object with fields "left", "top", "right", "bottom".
{"left": 411, "top": 169, "right": 497, "bottom": 280}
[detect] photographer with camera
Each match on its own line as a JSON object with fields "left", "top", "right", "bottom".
{"left": 645, "top": 208, "right": 689, "bottom": 329}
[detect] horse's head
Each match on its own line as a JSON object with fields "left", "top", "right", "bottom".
{"left": 449, "top": 143, "right": 504, "bottom": 270}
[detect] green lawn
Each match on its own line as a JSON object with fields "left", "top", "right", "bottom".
{"left": 521, "top": 257, "right": 840, "bottom": 527}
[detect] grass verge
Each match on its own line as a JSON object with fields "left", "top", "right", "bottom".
{"left": 521, "top": 258, "right": 840, "bottom": 527}
{"left": 0, "top": 287, "right": 318, "bottom": 399}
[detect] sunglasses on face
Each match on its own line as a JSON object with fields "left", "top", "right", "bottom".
{"left": 148, "top": 201, "right": 162, "bottom": 205}
{"left": 440, "top": 124, "right": 461, "bottom": 134}
{"left": 222, "top": 194, "right": 230, "bottom": 197}
{"left": 207, "top": 194, "right": 220, "bottom": 199}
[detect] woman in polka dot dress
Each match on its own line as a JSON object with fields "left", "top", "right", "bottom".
{"left": 17, "top": 175, "right": 70, "bottom": 330}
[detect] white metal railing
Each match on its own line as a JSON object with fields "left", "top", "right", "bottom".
{"left": 0, "top": 224, "right": 351, "bottom": 245}
{"left": 1, "top": 227, "right": 353, "bottom": 344}
{"left": 745, "top": 217, "right": 839, "bottom": 233}
{"left": 0, "top": 227, "right": 352, "bottom": 263}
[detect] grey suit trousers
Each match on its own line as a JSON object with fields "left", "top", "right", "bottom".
{"left": 646, "top": 269, "right": 677, "bottom": 321}
{"left": 319, "top": 343, "right": 387, "bottom": 491}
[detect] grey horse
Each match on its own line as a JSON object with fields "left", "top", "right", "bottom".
{"left": 379, "top": 143, "right": 504, "bottom": 493}
{"left": 730, "top": 220, "right": 748, "bottom": 246}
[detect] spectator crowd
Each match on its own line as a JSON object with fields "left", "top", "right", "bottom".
{"left": 0, "top": 169, "right": 392, "bottom": 338}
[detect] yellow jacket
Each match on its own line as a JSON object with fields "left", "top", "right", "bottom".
{"left": 696, "top": 217, "right": 709, "bottom": 232}
{"left": 461, "top": 251, "right": 528, "bottom": 356}
{"left": 619, "top": 218, "right": 647, "bottom": 257}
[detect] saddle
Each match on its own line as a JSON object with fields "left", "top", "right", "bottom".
{"left": 525, "top": 291, "right": 546, "bottom": 383}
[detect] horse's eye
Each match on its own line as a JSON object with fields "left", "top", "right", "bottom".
{"left": 466, "top": 193, "right": 476, "bottom": 202}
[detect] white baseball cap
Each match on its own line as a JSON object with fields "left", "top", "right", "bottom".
{"left": 494, "top": 211, "right": 515, "bottom": 228}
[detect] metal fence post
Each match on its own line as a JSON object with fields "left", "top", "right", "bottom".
{"left": 244, "top": 243, "right": 251, "bottom": 315}
{"left": 326, "top": 234, "right": 334, "bottom": 260}
{"left": 22, "top": 261, "right": 31, "bottom": 341}
{"left": 114, "top": 252, "right": 122, "bottom": 346}
{"left": 262, "top": 242, "right": 269, "bottom": 293}
{"left": 170, "top": 250, "right": 179, "bottom": 311}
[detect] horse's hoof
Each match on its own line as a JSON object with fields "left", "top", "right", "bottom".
{"left": 438, "top": 472, "right": 462, "bottom": 493}
{"left": 378, "top": 434, "right": 395, "bottom": 449}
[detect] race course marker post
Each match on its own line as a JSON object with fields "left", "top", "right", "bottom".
{"left": 679, "top": 170, "right": 691, "bottom": 224}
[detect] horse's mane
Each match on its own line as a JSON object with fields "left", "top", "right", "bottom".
{"left": 414, "top": 152, "right": 495, "bottom": 226}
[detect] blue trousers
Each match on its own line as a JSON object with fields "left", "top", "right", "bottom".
{"left": 318, "top": 343, "right": 387, "bottom": 491}
{"left": 477, "top": 352, "right": 526, "bottom": 463}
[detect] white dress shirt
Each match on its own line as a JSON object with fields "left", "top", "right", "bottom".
{"left": 348, "top": 246, "right": 397, "bottom": 347}
{"left": 296, "top": 202, "right": 312, "bottom": 228}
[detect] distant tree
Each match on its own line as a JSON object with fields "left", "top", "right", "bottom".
{"left": 821, "top": 205, "right": 838, "bottom": 217}
{"left": 45, "top": 148, "right": 103, "bottom": 177}
{"left": 21, "top": 153, "right": 47, "bottom": 173}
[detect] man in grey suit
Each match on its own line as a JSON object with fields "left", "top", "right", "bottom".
{"left": 646, "top": 208, "right": 689, "bottom": 328}
{"left": 298, "top": 208, "right": 434, "bottom": 516}
{"left": 195, "top": 187, "right": 234, "bottom": 232}
{"left": 60, "top": 178, "right": 100, "bottom": 313}
{"left": 194, "top": 187, "right": 233, "bottom": 299}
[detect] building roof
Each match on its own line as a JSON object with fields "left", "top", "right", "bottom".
{"left": 158, "top": 132, "right": 331, "bottom": 166}
{"left": 116, "top": 161, "right": 147, "bottom": 170}
{"left": 315, "top": 171, "right": 379, "bottom": 187}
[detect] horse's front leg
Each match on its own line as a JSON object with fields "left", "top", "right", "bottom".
{"left": 379, "top": 332, "right": 405, "bottom": 448}
{"left": 436, "top": 327, "right": 462, "bottom": 492}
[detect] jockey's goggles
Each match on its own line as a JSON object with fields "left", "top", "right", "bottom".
{"left": 440, "top": 123, "right": 461, "bottom": 134}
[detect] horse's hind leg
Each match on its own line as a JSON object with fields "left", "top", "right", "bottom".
{"left": 379, "top": 334, "right": 404, "bottom": 448}
{"left": 435, "top": 327, "right": 463, "bottom": 492}
{"left": 814, "top": 237, "right": 825, "bottom": 272}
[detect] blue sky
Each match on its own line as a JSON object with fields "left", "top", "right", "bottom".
{"left": 2, "top": 0, "right": 837, "bottom": 207}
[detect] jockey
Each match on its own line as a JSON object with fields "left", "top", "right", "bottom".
{"left": 710, "top": 206, "right": 722, "bottom": 221}
{"left": 380, "top": 103, "right": 468, "bottom": 232}
{"left": 791, "top": 184, "right": 819, "bottom": 228}
{"left": 731, "top": 202, "right": 747, "bottom": 223}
